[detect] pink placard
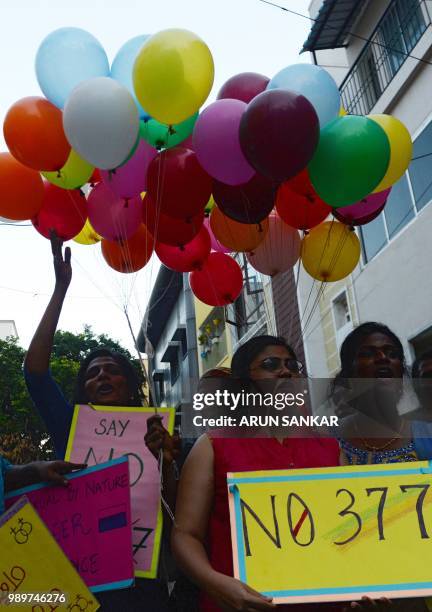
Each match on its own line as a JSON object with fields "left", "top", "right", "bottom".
{"left": 65, "top": 405, "right": 175, "bottom": 578}
{"left": 5, "top": 458, "right": 133, "bottom": 592}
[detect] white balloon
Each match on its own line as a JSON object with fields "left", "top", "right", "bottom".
{"left": 63, "top": 77, "right": 139, "bottom": 170}
{"left": 0, "top": 216, "right": 20, "bottom": 223}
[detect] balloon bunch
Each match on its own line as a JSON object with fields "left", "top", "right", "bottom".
{"left": 0, "top": 27, "right": 413, "bottom": 307}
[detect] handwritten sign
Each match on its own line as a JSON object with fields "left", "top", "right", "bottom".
{"left": 0, "top": 497, "right": 99, "bottom": 610}
{"left": 6, "top": 458, "right": 133, "bottom": 592}
{"left": 228, "top": 461, "right": 432, "bottom": 604}
{"left": 65, "top": 404, "right": 175, "bottom": 578}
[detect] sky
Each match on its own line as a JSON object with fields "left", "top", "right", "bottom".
{"left": 0, "top": 0, "right": 312, "bottom": 354}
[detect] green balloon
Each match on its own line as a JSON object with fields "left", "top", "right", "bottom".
{"left": 139, "top": 113, "right": 198, "bottom": 150}
{"left": 308, "top": 116, "right": 390, "bottom": 207}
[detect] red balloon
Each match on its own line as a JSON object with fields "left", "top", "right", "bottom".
{"left": 0, "top": 153, "right": 44, "bottom": 220}
{"left": 190, "top": 252, "right": 243, "bottom": 306}
{"left": 146, "top": 147, "right": 212, "bottom": 219}
{"left": 102, "top": 224, "right": 153, "bottom": 273}
{"left": 32, "top": 183, "right": 87, "bottom": 240}
{"left": 276, "top": 170, "right": 331, "bottom": 230}
{"left": 218, "top": 72, "right": 269, "bottom": 103}
{"left": 90, "top": 168, "right": 102, "bottom": 184}
{"left": 143, "top": 194, "right": 204, "bottom": 246}
{"left": 156, "top": 226, "right": 211, "bottom": 272}
{"left": 4, "top": 97, "right": 70, "bottom": 171}
{"left": 212, "top": 174, "right": 276, "bottom": 224}
{"left": 239, "top": 89, "right": 319, "bottom": 182}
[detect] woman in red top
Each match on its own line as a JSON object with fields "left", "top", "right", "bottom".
{"left": 172, "top": 336, "right": 348, "bottom": 611}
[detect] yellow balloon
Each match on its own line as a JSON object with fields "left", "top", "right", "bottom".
{"left": 369, "top": 114, "right": 412, "bottom": 192}
{"left": 133, "top": 29, "right": 214, "bottom": 125}
{"left": 42, "top": 149, "right": 94, "bottom": 190}
{"left": 205, "top": 195, "right": 215, "bottom": 215}
{"left": 73, "top": 218, "right": 101, "bottom": 245}
{"left": 301, "top": 221, "right": 360, "bottom": 282}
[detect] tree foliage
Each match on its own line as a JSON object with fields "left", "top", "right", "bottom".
{"left": 0, "top": 327, "right": 143, "bottom": 462}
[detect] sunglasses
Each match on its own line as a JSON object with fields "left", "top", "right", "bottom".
{"left": 255, "top": 357, "right": 304, "bottom": 374}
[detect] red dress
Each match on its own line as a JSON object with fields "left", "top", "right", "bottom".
{"left": 201, "top": 437, "right": 344, "bottom": 612}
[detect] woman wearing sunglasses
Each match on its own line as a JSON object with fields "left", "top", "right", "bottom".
{"left": 172, "top": 335, "right": 385, "bottom": 611}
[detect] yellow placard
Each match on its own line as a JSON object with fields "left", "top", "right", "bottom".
{"left": 0, "top": 497, "right": 99, "bottom": 610}
{"left": 228, "top": 461, "right": 432, "bottom": 605}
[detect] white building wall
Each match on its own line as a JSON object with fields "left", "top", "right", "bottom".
{"left": 300, "top": 0, "right": 432, "bottom": 376}
{"left": 0, "top": 320, "right": 18, "bottom": 341}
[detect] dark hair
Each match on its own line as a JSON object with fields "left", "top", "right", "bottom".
{"left": 336, "top": 322, "right": 405, "bottom": 380}
{"left": 412, "top": 349, "right": 432, "bottom": 378}
{"left": 231, "top": 335, "right": 297, "bottom": 379}
{"left": 73, "top": 348, "right": 144, "bottom": 405}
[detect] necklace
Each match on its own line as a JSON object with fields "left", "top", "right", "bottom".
{"left": 354, "top": 420, "right": 405, "bottom": 451}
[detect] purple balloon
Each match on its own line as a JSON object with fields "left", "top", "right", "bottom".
{"left": 333, "top": 188, "right": 391, "bottom": 226}
{"left": 203, "top": 217, "right": 231, "bottom": 254}
{"left": 87, "top": 182, "right": 142, "bottom": 241}
{"left": 239, "top": 89, "right": 320, "bottom": 182}
{"left": 218, "top": 72, "right": 269, "bottom": 103}
{"left": 100, "top": 139, "right": 157, "bottom": 199}
{"left": 193, "top": 99, "right": 255, "bottom": 186}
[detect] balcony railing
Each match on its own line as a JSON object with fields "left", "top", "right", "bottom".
{"left": 340, "top": 0, "right": 431, "bottom": 115}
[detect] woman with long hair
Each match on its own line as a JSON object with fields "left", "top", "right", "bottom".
{"left": 24, "top": 235, "right": 171, "bottom": 611}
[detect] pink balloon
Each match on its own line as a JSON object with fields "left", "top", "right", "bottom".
{"left": 334, "top": 188, "right": 391, "bottom": 226}
{"left": 247, "top": 214, "right": 301, "bottom": 276}
{"left": 193, "top": 99, "right": 255, "bottom": 186}
{"left": 87, "top": 182, "right": 142, "bottom": 241}
{"left": 156, "top": 226, "right": 211, "bottom": 272}
{"left": 100, "top": 139, "right": 157, "bottom": 199}
{"left": 203, "top": 217, "right": 231, "bottom": 254}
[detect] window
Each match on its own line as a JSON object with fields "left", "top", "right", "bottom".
{"left": 360, "top": 172, "right": 420, "bottom": 263}
{"left": 332, "top": 290, "right": 354, "bottom": 348}
{"left": 383, "top": 174, "right": 415, "bottom": 238}
{"left": 227, "top": 255, "right": 266, "bottom": 341}
{"left": 333, "top": 292, "right": 351, "bottom": 331}
{"left": 170, "top": 356, "right": 179, "bottom": 385}
{"left": 340, "top": 0, "right": 429, "bottom": 115}
{"left": 409, "top": 121, "right": 432, "bottom": 211}
{"left": 360, "top": 214, "right": 387, "bottom": 263}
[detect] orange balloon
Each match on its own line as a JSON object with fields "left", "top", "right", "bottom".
{"left": 210, "top": 206, "right": 269, "bottom": 252}
{"left": 102, "top": 224, "right": 153, "bottom": 273}
{"left": 3, "top": 97, "right": 70, "bottom": 171}
{"left": 0, "top": 152, "right": 44, "bottom": 220}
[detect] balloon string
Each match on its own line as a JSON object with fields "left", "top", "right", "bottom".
{"left": 298, "top": 226, "right": 351, "bottom": 352}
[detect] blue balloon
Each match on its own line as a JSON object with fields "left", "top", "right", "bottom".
{"left": 36, "top": 28, "right": 109, "bottom": 109}
{"left": 111, "top": 35, "right": 151, "bottom": 120}
{"left": 267, "top": 64, "right": 340, "bottom": 128}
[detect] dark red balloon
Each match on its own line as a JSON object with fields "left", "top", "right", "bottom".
{"left": 189, "top": 252, "right": 243, "bottom": 306}
{"left": 143, "top": 193, "right": 204, "bottom": 246}
{"left": 32, "top": 183, "right": 87, "bottom": 240}
{"left": 156, "top": 226, "right": 211, "bottom": 272}
{"left": 147, "top": 147, "right": 212, "bottom": 219}
{"left": 218, "top": 72, "right": 269, "bottom": 103}
{"left": 276, "top": 169, "right": 331, "bottom": 230}
{"left": 212, "top": 174, "right": 276, "bottom": 224}
{"left": 333, "top": 202, "right": 386, "bottom": 227}
{"left": 239, "top": 89, "right": 320, "bottom": 182}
